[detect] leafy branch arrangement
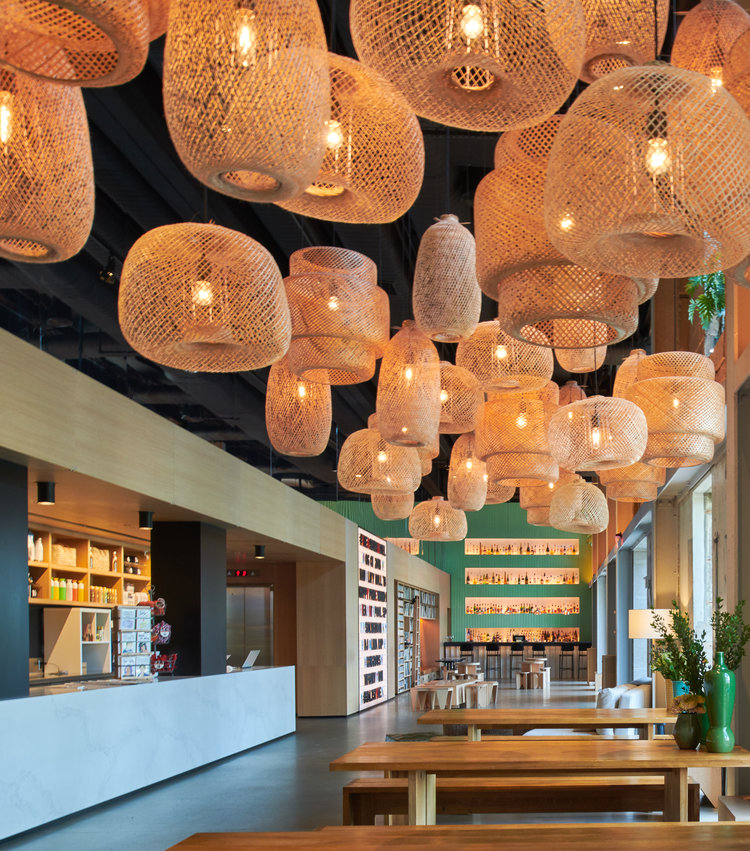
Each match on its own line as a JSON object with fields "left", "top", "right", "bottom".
{"left": 712, "top": 597, "right": 750, "bottom": 672}
{"left": 685, "top": 272, "right": 725, "bottom": 333}
{"left": 651, "top": 603, "right": 708, "bottom": 696}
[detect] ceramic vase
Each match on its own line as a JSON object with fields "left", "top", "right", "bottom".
{"left": 673, "top": 713, "right": 702, "bottom": 750}
{"left": 705, "top": 651, "right": 735, "bottom": 753}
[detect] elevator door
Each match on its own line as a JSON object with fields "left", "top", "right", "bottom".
{"left": 226, "top": 585, "right": 273, "bottom": 667}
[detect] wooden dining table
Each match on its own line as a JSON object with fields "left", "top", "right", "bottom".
{"left": 417, "top": 706, "right": 674, "bottom": 741}
{"left": 330, "top": 738, "right": 750, "bottom": 825}
{"left": 170, "top": 822, "right": 750, "bottom": 848}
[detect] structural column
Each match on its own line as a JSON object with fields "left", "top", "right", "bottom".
{"left": 151, "top": 521, "right": 227, "bottom": 676}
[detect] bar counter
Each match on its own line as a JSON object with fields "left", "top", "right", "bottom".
{"left": 442, "top": 641, "right": 591, "bottom": 680}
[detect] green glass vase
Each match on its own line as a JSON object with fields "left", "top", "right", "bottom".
{"left": 673, "top": 713, "right": 702, "bottom": 750}
{"left": 705, "top": 651, "right": 735, "bottom": 753}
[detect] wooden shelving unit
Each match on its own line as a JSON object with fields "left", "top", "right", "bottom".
{"left": 43, "top": 607, "right": 112, "bottom": 677}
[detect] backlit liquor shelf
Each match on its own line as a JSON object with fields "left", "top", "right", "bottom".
{"left": 465, "top": 628, "right": 580, "bottom": 642}
{"left": 465, "top": 597, "right": 580, "bottom": 616}
{"left": 464, "top": 538, "right": 579, "bottom": 556}
{"left": 465, "top": 568, "right": 579, "bottom": 586}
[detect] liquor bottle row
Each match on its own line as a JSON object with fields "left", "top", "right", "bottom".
{"left": 465, "top": 627, "right": 580, "bottom": 642}
{"left": 464, "top": 539, "right": 579, "bottom": 556}
{"left": 465, "top": 600, "right": 580, "bottom": 616}
{"left": 465, "top": 568, "right": 579, "bottom": 586}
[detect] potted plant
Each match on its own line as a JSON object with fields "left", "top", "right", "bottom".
{"left": 704, "top": 598, "right": 750, "bottom": 752}
{"left": 669, "top": 693, "right": 706, "bottom": 750}
{"left": 651, "top": 605, "right": 708, "bottom": 698}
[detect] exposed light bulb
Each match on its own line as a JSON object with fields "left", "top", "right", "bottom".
{"left": 440, "top": 389, "right": 449, "bottom": 403}
{"left": 495, "top": 344, "right": 507, "bottom": 360}
{"left": 592, "top": 426, "right": 601, "bottom": 448}
{"left": 568, "top": 410, "right": 574, "bottom": 420}
{"left": 327, "top": 295, "right": 339, "bottom": 311}
{"left": 548, "top": 482, "right": 555, "bottom": 490}
{"left": 615, "top": 39, "right": 631, "bottom": 45}
{"left": 237, "top": 12, "right": 256, "bottom": 66}
{"left": 0, "top": 92, "right": 13, "bottom": 145}
{"left": 433, "top": 513, "right": 441, "bottom": 526}
{"left": 459, "top": 4, "right": 484, "bottom": 41}
{"left": 710, "top": 66, "right": 723, "bottom": 92}
{"left": 404, "top": 367, "right": 413, "bottom": 380}
{"left": 192, "top": 280, "right": 213, "bottom": 306}
{"left": 645, "top": 137, "right": 671, "bottom": 176}
{"left": 483, "top": 473, "right": 488, "bottom": 482}
{"left": 466, "top": 460, "right": 473, "bottom": 471}
{"left": 560, "top": 215, "right": 573, "bottom": 231}
{"left": 516, "top": 413, "right": 527, "bottom": 429}
{"left": 297, "top": 384, "right": 307, "bottom": 398}
{"left": 377, "top": 450, "right": 388, "bottom": 463}
{"left": 325, "top": 119, "right": 343, "bottom": 149}
{"left": 401, "top": 425, "right": 408, "bottom": 434}
{"left": 673, "top": 397, "right": 680, "bottom": 408}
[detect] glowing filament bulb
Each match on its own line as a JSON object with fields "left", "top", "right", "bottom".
{"left": 325, "top": 119, "right": 343, "bottom": 149}
{"left": 433, "top": 513, "right": 441, "bottom": 527}
{"left": 193, "top": 280, "right": 213, "bottom": 306}
{"left": 483, "top": 473, "right": 488, "bottom": 482}
{"left": 327, "top": 295, "right": 339, "bottom": 311}
{"left": 673, "top": 397, "right": 680, "bottom": 408}
{"left": 645, "top": 138, "right": 671, "bottom": 176}
{"left": 0, "top": 92, "right": 12, "bottom": 145}
{"left": 404, "top": 367, "right": 413, "bottom": 381}
{"left": 495, "top": 345, "right": 507, "bottom": 360}
{"left": 516, "top": 413, "right": 527, "bottom": 429}
{"left": 297, "top": 384, "right": 307, "bottom": 398}
{"left": 401, "top": 426, "right": 408, "bottom": 433}
{"left": 459, "top": 4, "right": 484, "bottom": 41}
{"left": 560, "top": 215, "right": 573, "bottom": 231}
{"left": 236, "top": 12, "right": 256, "bottom": 66}
{"left": 440, "top": 389, "right": 449, "bottom": 403}
{"left": 466, "top": 460, "right": 473, "bottom": 471}
{"left": 377, "top": 450, "right": 388, "bottom": 463}
{"left": 710, "top": 66, "right": 723, "bottom": 92}
{"left": 568, "top": 410, "right": 573, "bottom": 420}
{"left": 592, "top": 426, "right": 601, "bottom": 448}
{"left": 548, "top": 482, "right": 555, "bottom": 490}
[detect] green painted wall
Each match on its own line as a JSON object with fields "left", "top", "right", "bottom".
{"left": 322, "top": 499, "right": 592, "bottom": 643}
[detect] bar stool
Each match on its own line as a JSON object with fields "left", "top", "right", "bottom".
{"left": 509, "top": 643, "right": 525, "bottom": 679}
{"left": 559, "top": 642, "right": 575, "bottom": 679}
{"left": 485, "top": 642, "right": 501, "bottom": 679}
{"left": 531, "top": 643, "right": 546, "bottom": 659}
{"left": 459, "top": 642, "right": 474, "bottom": 664}
{"left": 577, "top": 642, "right": 591, "bottom": 681}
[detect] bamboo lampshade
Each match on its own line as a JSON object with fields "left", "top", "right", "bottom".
{"left": 579, "top": 0, "right": 669, "bottom": 83}
{"left": 555, "top": 342, "right": 608, "bottom": 374}
{"left": 476, "top": 387, "right": 559, "bottom": 487}
{"left": 448, "top": 433, "right": 487, "bottom": 512}
{"left": 485, "top": 480, "right": 516, "bottom": 505}
{"left": 278, "top": 54, "right": 424, "bottom": 223}
{"left": 671, "top": 0, "right": 750, "bottom": 87}
{"left": 634, "top": 277, "right": 660, "bottom": 305}
{"left": 456, "top": 321, "right": 553, "bottom": 392}
{"left": 284, "top": 246, "right": 389, "bottom": 385}
{"left": 548, "top": 395, "right": 648, "bottom": 471}
{"left": 119, "top": 223, "right": 291, "bottom": 372}
{"left": 337, "top": 416, "right": 421, "bottom": 495}
{"left": 418, "top": 452, "right": 433, "bottom": 478}
{"left": 0, "top": 68, "right": 94, "bottom": 264}
{"left": 549, "top": 480, "right": 609, "bottom": 534}
{"left": 544, "top": 63, "right": 750, "bottom": 278}
{"left": 438, "top": 362, "right": 481, "bottom": 434}
{"left": 265, "top": 356, "right": 332, "bottom": 457}
{"left": 147, "top": 0, "right": 170, "bottom": 40}
{"left": 497, "top": 265, "right": 639, "bottom": 348}
{"left": 372, "top": 491, "right": 414, "bottom": 521}
{"left": 599, "top": 462, "right": 666, "bottom": 502}
{"left": 727, "top": 30, "right": 750, "bottom": 114}
{"left": 376, "top": 321, "right": 441, "bottom": 448}
{"left": 350, "top": 0, "right": 585, "bottom": 132}
{"left": 613, "top": 349, "right": 648, "bottom": 398}
{"left": 413, "top": 215, "right": 481, "bottom": 343}
{"left": 417, "top": 430, "right": 440, "bottom": 477}
{"left": 625, "top": 351, "right": 726, "bottom": 467}
{"left": 726, "top": 257, "right": 750, "bottom": 291}
{"left": 0, "top": 0, "right": 150, "bottom": 87}
{"left": 475, "top": 116, "right": 565, "bottom": 301}
{"left": 558, "top": 381, "right": 587, "bottom": 406}
{"left": 409, "top": 496, "right": 467, "bottom": 542}
{"left": 520, "top": 470, "right": 581, "bottom": 512}
{"left": 163, "top": 0, "right": 329, "bottom": 203}
{"left": 526, "top": 507, "right": 553, "bottom": 526}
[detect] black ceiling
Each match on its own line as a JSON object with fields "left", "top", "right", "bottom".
{"left": 0, "top": 0, "right": 697, "bottom": 500}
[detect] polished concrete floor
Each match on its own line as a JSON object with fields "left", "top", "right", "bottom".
{"left": 2, "top": 681, "right": 715, "bottom": 850}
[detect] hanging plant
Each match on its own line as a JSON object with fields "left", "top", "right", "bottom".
{"left": 685, "top": 272, "right": 725, "bottom": 334}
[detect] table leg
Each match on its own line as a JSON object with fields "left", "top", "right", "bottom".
{"left": 639, "top": 724, "right": 655, "bottom": 740}
{"left": 468, "top": 724, "right": 481, "bottom": 742}
{"left": 663, "top": 767, "right": 689, "bottom": 821}
{"left": 408, "top": 770, "right": 436, "bottom": 825}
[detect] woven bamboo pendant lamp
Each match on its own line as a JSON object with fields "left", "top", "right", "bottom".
{"left": 413, "top": 215, "right": 481, "bottom": 342}
{"left": 350, "top": 0, "right": 585, "bottom": 132}
{"left": 337, "top": 416, "right": 421, "bottom": 495}
{"left": 438, "top": 362, "right": 481, "bottom": 434}
{"left": 625, "top": 351, "right": 726, "bottom": 467}
{"left": 558, "top": 381, "right": 587, "bottom": 406}
{"left": 372, "top": 491, "right": 414, "bottom": 521}
{"left": 555, "top": 341, "right": 608, "bottom": 374}
{"left": 0, "top": 68, "right": 94, "bottom": 264}
{"left": 119, "top": 223, "right": 291, "bottom": 372}
{"left": 376, "top": 321, "right": 441, "bottom": 448}
{"left": 579, "top": 0, "right": 668, "bottom": 83}
{"left": 727, "top": 30, "right": 750, "bottom": 115}
{"left": 278, "top": 54, "right": 424, "bottom": 223}
{"left": 475, "top": 116, "right": 565, "bottom": 301}
{"left": 0, "top": 0, "right": 150, "bottom": 87}
{"left": 164, "top": 0, "right": 329, "bottom": 203}
{"left": 548, "top": 396, "right": 648, "bottom": 471}
{"left": 672, "top": 0, "right": 750, "bottom": 88}
{"left": 599, "top": 462, "right": 666, "bottom": 503}
{"left": 549, "top": 480, "right": 609, "bottom": 534}
{"left": 456, "top": 321, "right": 553, "bottom": 392}
{"left": 147, "top": 0, "right": 170, "bottom": 40}
{"left": 522, "top": 470, "right": 582, "bottom": 525}
{"left": 634, "top": 277, "right": 660, "bottom": 305}
{"left": 417, "top": 430, "right": 440, "bottom": 477}
{"left": 544, "top": 63, "right": 750, "bottom": 278}
{"left": 613, "top": 349, "right": 648, "bottom": 398}
{"left": 448, "top": 433, "right": 487, "bottom": 511}
{"left": 409, "top": 496, "right": 467, "bottom": 542}
{"left": 284, "top": 246, "right": 389, "bottom": 385}
{"left": 526, "top": 507, "right": 553, "bottom": 526}
{"left": 498, "top": 265, "right": 639, "bottom": 348}
{"left": 265, "top": 356, "right": 332, "bottom": 457}
{"left": 485, "top": 480, "right": 516, "bottom": 505}
{"left": 476, "top": 390, "right": 559, "bottom": 487}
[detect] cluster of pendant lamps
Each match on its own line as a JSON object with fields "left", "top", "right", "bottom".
{"left": 0, "top": 0, "right": 746, "bottom": 543}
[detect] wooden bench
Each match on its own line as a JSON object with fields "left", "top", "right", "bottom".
{"left": 342, "top": 774, "right": 701, "bottom": 825}
{"left": 718, "top": 795, "right": 750, "bottom": 821}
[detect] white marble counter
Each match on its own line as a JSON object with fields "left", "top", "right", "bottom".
{"left": 0, "top": 666, "right": 295, "bottom": 840}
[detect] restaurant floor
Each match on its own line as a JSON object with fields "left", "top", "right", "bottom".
{"left": 2, "top": 681, "right": 717, "bottom": 851}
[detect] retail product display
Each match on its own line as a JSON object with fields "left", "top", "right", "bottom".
{"left": 465, "top": 568, "right": 580, "bottom": 585}
{"left": 464, "top": 538, "right": 579, "bottom": 556}
{"left": 113, "top": 605, "right": 152, "bottom": 679}
{"left": 43, "top": 607, "right": 112, "bottom": 677}
{"left": 358, "top": 530, "right": 387, "bottom": 708}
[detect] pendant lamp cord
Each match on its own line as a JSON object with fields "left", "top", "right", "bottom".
{"left": 335, "top": 425, "right": 339, "bottom": 501}
{"left": 445, "top": 127, "right": 451, "bottom": 213}
{"left": 654, "top": 0, "right": 658, "bottom": 59}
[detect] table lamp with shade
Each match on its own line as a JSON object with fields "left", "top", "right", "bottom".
{"left": 629, "top": 608, "right": 675, "bottom": 711}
